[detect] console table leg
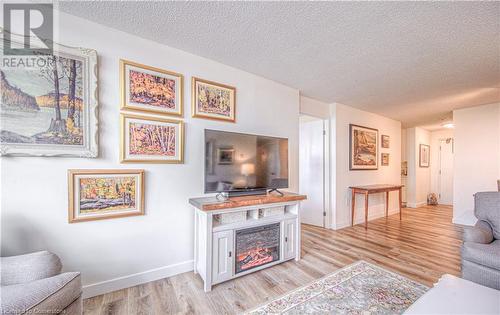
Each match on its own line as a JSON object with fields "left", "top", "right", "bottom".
{"left": 364, "top": 192, "right": 368, "bottom": 230}
{"left": 399, "top": 188, "right": 402, "bottom": 221}
{"left": 351, "top": 191, "right": 356, "bottom": 227}
{"left": 385, "top": 191, "right": 389, "bottom": 218}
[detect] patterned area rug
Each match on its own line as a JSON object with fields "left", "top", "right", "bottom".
{"left": 246, "top": 261, "right": 428, "bottom": 315}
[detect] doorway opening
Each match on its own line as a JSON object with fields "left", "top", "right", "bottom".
{"left": 438, "top": 138, "right": 454, "bottom": 205}
{"left": 299, "top": 114, "right": 329, "bottom": 228}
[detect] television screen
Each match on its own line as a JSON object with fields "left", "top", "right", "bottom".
{"left": 205, "top": 129, "right": 289, "bottom": 193}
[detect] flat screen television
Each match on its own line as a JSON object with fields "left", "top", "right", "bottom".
{"left": 205, "top": 129, "right": 289, "bottom": 195}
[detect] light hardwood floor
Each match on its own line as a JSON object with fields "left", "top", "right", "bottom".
{"left": 84, "top": 205, "right": 463, "bottom": 315}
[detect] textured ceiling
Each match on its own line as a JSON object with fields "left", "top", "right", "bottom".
{"left": 58, "top": 1, "right": 500, "bottom": 127}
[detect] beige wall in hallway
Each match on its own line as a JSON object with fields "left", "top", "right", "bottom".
{"left": 406, "top": 127, "right": 431, "bottom": 208}
{"left": 429, "top": 129, "right": 454, "bottom": 203}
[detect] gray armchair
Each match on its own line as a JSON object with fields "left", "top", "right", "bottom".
{"left": 461, "top": 191, "right": 500, "bottom": 290}
{"left": 0, "top": 251, "right": 82, "bottom": 314}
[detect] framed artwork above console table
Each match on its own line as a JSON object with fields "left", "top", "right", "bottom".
{"left": 189, "top": 192, "right": 307, "bottom": 292}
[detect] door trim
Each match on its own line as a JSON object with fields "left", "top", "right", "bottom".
{"left": 299, "top": 114, "right": 331, "bottom": 229}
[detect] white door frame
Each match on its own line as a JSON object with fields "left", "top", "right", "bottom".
{"left": 299, "top": 114, "right": 331, "bottom": 229}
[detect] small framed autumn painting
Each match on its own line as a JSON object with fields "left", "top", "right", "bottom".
{"left": 120, "top": 113, "right": 184, "bottom": 163}
{"left": 120, "top": 59, "right": 183, "bottom": 117}
{"left": 381, "top": 153, "right": 389, "bottom": 166}
{"left": 192, "top": 77, "right": 236, "bottom": 122}
{"left": 68, "top": 169, "right": 145, "bottom": 223}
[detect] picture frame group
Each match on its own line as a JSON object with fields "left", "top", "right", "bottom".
{"left": 120, "top": 59, "right": 237, "bottom": 123}
{"left": 118, "top": 59, "right": 238, "bottom": 165}
{"left": 1, "top": 35, "right": 240, "bottom": 223}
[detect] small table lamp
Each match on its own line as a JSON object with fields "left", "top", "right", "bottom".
{"left": 241, "top": 163, "right": 255, "bottom": 189}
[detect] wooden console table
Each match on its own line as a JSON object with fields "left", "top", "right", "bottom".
{"left": 189, "top": 192, "right": 306, "bottom": 292}
{"left": 349, "top": 184, "right": 403, "bottom": 229}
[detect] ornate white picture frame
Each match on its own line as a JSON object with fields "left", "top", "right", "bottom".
{"left": 0, "top": 32, "right": 98, "bottom": 157}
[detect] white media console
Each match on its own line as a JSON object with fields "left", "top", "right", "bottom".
{"left": 189, "top": 193, "right": 307, "bottom": 292}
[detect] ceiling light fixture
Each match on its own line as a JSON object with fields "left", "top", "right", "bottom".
{"left": 442, "top": 122, "right": 454, "bottom": 129}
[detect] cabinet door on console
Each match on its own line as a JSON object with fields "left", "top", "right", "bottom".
{"left": 212, "top": 230, "right": 234, "bottom": 283}
{"left": 283, "top": 219, "right": 297, "bottom": 260}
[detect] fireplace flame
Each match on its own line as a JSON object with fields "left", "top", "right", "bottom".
{"left": 237, "top": 246, "right": 274, "bottom": 270}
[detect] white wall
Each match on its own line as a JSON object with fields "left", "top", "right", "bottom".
{"left": 406, "top": 127, "right": 431, "bottom": 208}
{"left": 299, "top": 95, "right": 330, "bottom": 119}
{"left": 401, "top": 128, "right": 407, "bottom": 162}
{"left": 332, "top": 103, "right": 401, "bottom": 229}
{"left": 0, "top": 11, "right": 300, "bottom": 297}
{"left": 429, "top": 129, "right": 454, "bottom": 198}
{"left": 406, "top": 128, "right": 417, "bottom": 205}
{"left": 453, "top": 103, "right": 500, "bottom": 225}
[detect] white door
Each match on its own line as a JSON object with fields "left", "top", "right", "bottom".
{"left": 438, "top": 139, "right": 454, "bottom": 205}
{"left": 212, "top": 230, "right": 234, "bottom": 284}
{"left": 299, "top": 116, "right": 325, "bottom": 227}
{"left": 283, "top": 219, "right": 297, "bottom": 260}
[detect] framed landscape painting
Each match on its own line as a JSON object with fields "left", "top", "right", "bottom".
{"left": 121, "top": 113, "right": 184, "bottom": 163}
{"left": 349, "top": 124, "right": 378, "bottom": 170}
{"left": 419, "top": 144, "right": 430, "bottom": 167}
{"left": 381, "top": 135, "right": 390, "bottom": 148}
{"left": 120, "top": 59, "right": 183, "bottom": 117}
{"left": 0, "top": 34, "right": 98, "bottom": 157}
{"left": 68, "top": 169, "right": 144, "bottom": 223}
{"left": 192, "top": 77, "right": 236, "bottom": 122}
{"left": 381, "top": 153, "right": 389, "bottom": 166}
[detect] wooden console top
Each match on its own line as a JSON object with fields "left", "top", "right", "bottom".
{"left": 349, "top": 184, "right": 403, "bottom": 193}
{"left": 189, "top": 192, "right": 307, "bottom": 211}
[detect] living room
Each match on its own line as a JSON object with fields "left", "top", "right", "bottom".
{"left": 1, "top": 2, "right": 499, "bottom": 314}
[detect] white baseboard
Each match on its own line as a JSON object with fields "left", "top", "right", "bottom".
{"left": 452, "top": 214, "right": 477, "bottom": 227}
{"left": 406, "top": 201, "right": 426, "bottom": 208}
{"left": 82, "top": 260, "right": 194, "bottom": 298}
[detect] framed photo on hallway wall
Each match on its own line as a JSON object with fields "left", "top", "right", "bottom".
{"left": 381, "top": 153, "right": 389, "bottom": 166}
{"left": 68, "top": 169, "right": 145, "bottom": 223}
{"left": 381, "top": 135, "right": 390, "bottom": 148}
{"left": 349, "top": 124, "right": 378, "bottom": 170}
{"left": 419, "top": 144, "right": 430, "bottom": 167}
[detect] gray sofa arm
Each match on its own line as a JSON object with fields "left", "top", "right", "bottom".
{"left": 1, "top": 251, "right": 62, "bottom": 286}
{"left": 0, "top": 272, "right": 81, "bottom": 315}
{"left": 463, "top": 220, "right": 494, "bottom": 244}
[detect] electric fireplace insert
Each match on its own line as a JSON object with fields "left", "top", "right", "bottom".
{"left": 235, "top": 223, "right": 280, "bottom": 274}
